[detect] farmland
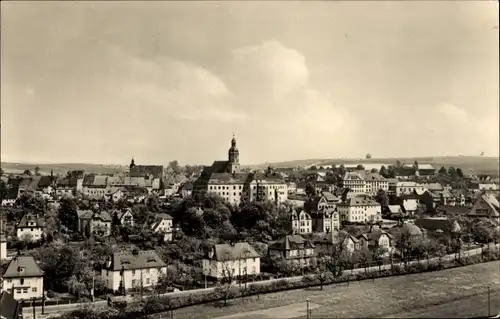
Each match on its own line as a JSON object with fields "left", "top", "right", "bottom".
{"left": 157, "top": 261, "right": 500, "bottom": 319}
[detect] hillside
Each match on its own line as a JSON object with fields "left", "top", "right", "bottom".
{"left": 250, "top": 156, "right": 500, "bottom": 176}
{"left": 0, "top": 162, "right": 129, "bottom": 175}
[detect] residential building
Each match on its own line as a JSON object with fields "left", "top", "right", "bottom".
{"left": 415, "top": 217, "right": 461, "bottom": 235}
{"left": 77, "top": 210, "right": 112, "bottom": 237}
{"left": 1, "top": 188, "right": 18, "bottom": 206}
{"left": 114, "top": 209, "right": 134, "bottom": 227}
{"left": 360, "top": 172, "right": 389, "bottom": 196}
{"left": 16, "top": 214, "right": 45, "bottom": 242}
{"left": 178, "top": 183, "right": 193, "bottom": 198}
{"left": 387, "top": 205, "right": 403, "bottom": 215}
{"left": 1, "top": 234, "right": 7, "bottom": 261}
{"left": 287, "top": 182, "right": 297, "bottom": 194}
{"left": 128, "top": 159, "right": 164, "bottom": 189}
{"left": 421, "top": 183, "right": 444, "bottom": 192}
{"left": 17, "top": 176, "right": 41, "bottom": 195}
{"left": 268, "top": 235, "right": 315, "bottom": 268}
{"left": 202, "top": 242, "right": 260, "bottom": 279}
{"left": 357, "top": 226, "right": 393, "bottom": 254}
{"left": 396, "top": 181, "right": 425, "bottom": 196}
{"left": 337, "top": 195, "right": 382, "bottom": 224}
{"left": 100, "top": 249, "right": 167, "bottom": 292}
{"left": 82, "top": 175, "right": 108, "bottom": 199}
{"left": 311, "top": 208, "right": 340, "bottom": 233}
{"left": 36, "top": 176, "right": 54, "bottom": 195}
{"left": 0, "top": 291, "right": 21, "bottom": 319}
{"left": 341, "top": 172, "right": 366, "bottom": 197}
{"left": 2, "top": 256, "right": 44, "bottom": 300}
{"left": 107, "top": 189, "right": 125, "bottom": 202}
{"left": 304, "top": 192, "right": 340, "bottom": 214}
{"left": 402, "top": 198, "right": 419, "bottom": 216}
{"left": 312, "top": 231, "right": 360, "bottom": 255}
{"left": 286, "top": 194, "right": 308, "bottom": 209}
{"left": 247, "top": 170, "right": 288, "bottom": 203}
{"left": 415, "top": 164, "right": 436, "bottom": 179}
{"left": 291, "top": 210, "right": 312, "bottom": 235}
{"left": 150, "top": 213, "right": 173, "bottom": 242}
{"left": 468, "top": 193, "right": 500, "bottom": 221}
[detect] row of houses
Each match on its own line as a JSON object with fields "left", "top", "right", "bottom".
{"left": 15, "top": 209, "right": 174, "bottom": 243}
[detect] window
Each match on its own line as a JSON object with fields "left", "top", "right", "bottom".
{"left": 233, "top": 186, "right": 236, "bottom": 190}
{"left": 132, "top": 280, "right": 137, "bottom": 287}
{"left": 17, "top": 289, "right": 22, "bottom": 294}
{"left": 146, "top": 278, "right": 150, "bottom": 284}
{"left": 132, "top": 270, "right": 136, "bottom": 276}
{"left": 6, "top": 279, "right": 11, "bottom": 283}
{"left": 32, "top": 287, "right": 37, "bottom": 293}
{"left": 23, "top": 288, "right": 28, "bottom": 294}
{"left": 234, "top": 192, "right": 236, "bottom": 196}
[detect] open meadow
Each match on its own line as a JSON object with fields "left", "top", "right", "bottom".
{"left": 152, "top": 261, "right": 500, "bottom": 319}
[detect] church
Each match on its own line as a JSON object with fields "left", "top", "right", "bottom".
{"left": 193, "top": 135, "right": 288, "bottom": 205}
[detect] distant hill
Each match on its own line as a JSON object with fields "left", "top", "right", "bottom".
{"left": 0, "top": 162, "right": 129, "bottom": 176}
{"left": 248, "top": 156, "right": 500, "bottom": 176}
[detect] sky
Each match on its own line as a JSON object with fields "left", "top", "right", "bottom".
{"left": 1, "top": 1, "right": 499, "bottom": 166}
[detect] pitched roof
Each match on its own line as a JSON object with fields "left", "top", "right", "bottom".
{"left": 311, "top": 231, "right": 359, "bottom": 244}
{"left": 17, "top": 214, "right": 45, "bottom": 228}
{"left": 388, "top": 205, "right": 403, "bottom": 214}
{"left": 0, "top": 291, "right": 21, "bottom": 319}
{"left": 19, "top": 176, "right": 41, "bottom": 190}
{"left": 212, "top": 242, "right": 260, "bottom": 261}
{"left": 130, "top": 165, "right": 164, "bottom": 179}
{"left": 343, "top": 171, "right": 364, "bottom": 181}
{"left": 436, "top": 205, "right": 471, "bottom": 215}
{"left": 77, "top": 210, "right": 112, "bottom": 222}
{"left": 322, "top": 192, "right": 340, "bottom": 202}
{"left": 359, "top": 229, "right": 393, "bottom": 242}
{"left": 208, "top": 173, "right": 249, "bottom": 184}
{"left": 415, "top": 217, "right": 461, "bottom": 233}
{"left": 269, "top": 235, "right": 315, "bottom": 251}
{"left": 341, "top": 195, "right": 380, "bottom": 207}
{"left": 3, "top": 188, "right": 18, "bottom": 200}
{"left": 37, "top": 176, "right": 53, "bottom": 188}
{"left": 2, "top": 256, "right": 43, "bottom": 278}
{"left": 471, "top": 194, "right": 500, "bottom": 217}
{"left": 252, "top": 173, "right": 286, "bottom": 183}
{"left": 210, "top": 161, "right": 230, "bottom": 174}
{"left": 402, "top": 199, "right": 418, "bottom": 212}
{"left": 108, "top": 250, "right": 166, "bottom": 271}
{"left": 360, "top": 171, "right": 386, "bottom": 182}
{"left": 422, "top": 183, "right": 443, "bottom": 191}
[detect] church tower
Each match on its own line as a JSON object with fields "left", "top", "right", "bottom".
{"left": 228, "top": 134, "right": 240, "bottom": 174}
{"left": 129, "top": 158, "right": 136, "bottom": 170}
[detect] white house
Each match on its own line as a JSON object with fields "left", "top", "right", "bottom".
{"left": 2, "top": 256, "right": 44, "bottom": 300}
{"left": 16, "top": 214, "right": 45, "bottom": 242}
{"left": 396, "top": 182, "right": 425, "bottom": 196}
{"left": 342, "top": 172, "right": 366, "bottom": 197}
{"left": 0, "top": 234, "right": 7, "bottom": 261}
{"left": 202, "top": 242, "right": 260, "bottom": 279}
{"left": 291, "top": 210, "right": 312, "bottom": 235}
{"left": 337, "top": 195, "right": 382, "bottom": 224}
{"left": 150, "top": 213, "right": 174, "bottom": 242}
{"left": 100, "top": 249, "right": 167, "bottom": 292}
{"left": 115, "top": 209, "right": 134, "bottom": 227}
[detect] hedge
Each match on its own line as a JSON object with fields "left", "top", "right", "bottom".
{"left": 59, "top": 251, "right": 500, "bottom": 319}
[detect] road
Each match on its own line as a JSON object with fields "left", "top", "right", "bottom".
{"left": 22, "top": 244, "right": 499, "bottom": 318}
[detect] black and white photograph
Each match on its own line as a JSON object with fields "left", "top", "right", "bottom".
{"left": 0, "top": 1, "right": 499, "bottom": 318}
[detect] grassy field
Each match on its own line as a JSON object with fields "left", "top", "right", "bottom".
{"left": 250, "top": 156, "right": 500, "bottom": 176}
{"left": 154, "top": 261, "right": 500, "bottom": 319}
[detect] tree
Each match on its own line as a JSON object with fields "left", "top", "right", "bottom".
{"left": 314, "top": 258, "right": 333, "bottom": 290}
{"left": 356, "top": 164, "right": 365, "bottom": 170}
{"left": 168, "top": 160, "right": 181, "bottom": 174}
{"left": 305, "top": 182, "right": 316, "bottom": 197}
{"left": 23, "top": 169, "right": 32, "bottom": 176}
{"left": 447, "top": 166, "right": 457, "bottom": 179}
{"left": 58, "top": 196, "right": 79, "bottom": 233}
{"left": 375, "top": 189, "right": 389, "bottom": 208}
{"left": 413, "top": 161, "right": 419, "bottom": 170}
{"left": 309, "top": 166, "right": 318, "bottom": 171}
{"left": 35, "top": 166, "right": 41, "bottom": 176}
{"left": 373, "top": 246, "right": 388, "bottom": 272}
{"left": 472, "top": 222, "right": 494, "bottom": 244}
{"left": 0, "top": 180, "right": 8, "bottom": 205}
{"left": 379, "top": 166, "right": 388, "bottom": 178}
{"left": 370, "top": 168, "right": 378, "bottom": 173}
{"left": 395, "top": 160, "right": 402, "bottom": 168}
{"left": 365, "top": 153, "right": 372, "bottom": 159}
{"left": 386, "top": 166, "right": 396, "bottom": 178}
{"left": 354, "top": 247, "right": 373, "bottom": 273}
{"left": 214, "top": 259, "right": 236, "bottom": 307}
{"left": 438, "top": 166, "right": 447, "bottom": 175}
{"left": 456, "top": 168, "right": 464, "bottom": 178}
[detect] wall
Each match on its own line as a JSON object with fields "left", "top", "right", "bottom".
{"left": 2, "top": 276, "right": 44, "bottom": 300}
